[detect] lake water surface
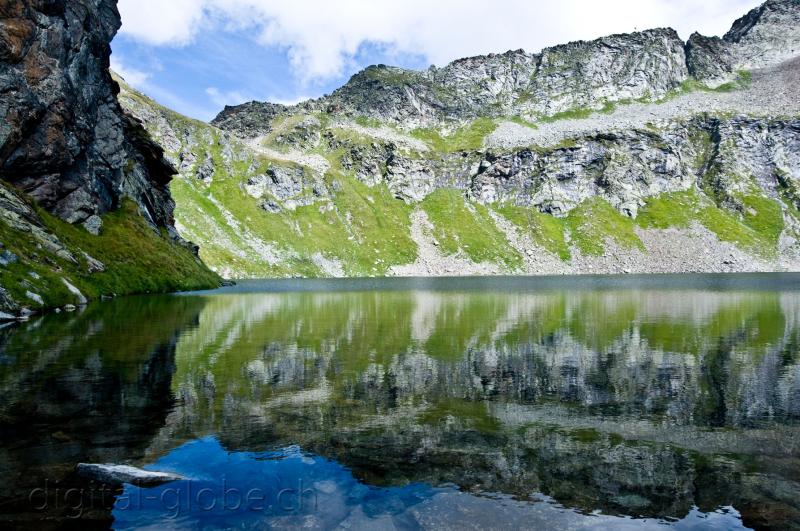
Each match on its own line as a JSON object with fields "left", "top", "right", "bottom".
{"left": 1, "top": 274, "right": 798, "bottom": 529}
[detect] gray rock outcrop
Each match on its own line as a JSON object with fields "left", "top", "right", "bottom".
{"left": 212, "top": 101, "right": 291, "bottom": 137}
{"left": 217, "top": 29, "right": 689, "bottom": 129}
{"left": 688, "top": 0, "right": 800, "bottom": 83}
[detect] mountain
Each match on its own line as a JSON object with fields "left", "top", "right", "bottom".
{"left": 0, "top": 1, "right": 219, "bottom": 318}
{"left": 118, "top": 0, "right": 800, "bottom": 280}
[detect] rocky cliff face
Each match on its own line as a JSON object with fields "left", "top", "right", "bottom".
{"left": 689, "top": 0, "right": 800, "bottom": 83}
{"left": 0, "top": 0, "right": 218, "bottom": 317}
{"left": 121, "top": 0, "right": 800, "bottom": 279}
{"left": 724, "top": 0, "right": 800, "bottom": 68}
{"left": 0, "top": 0, "right": 177, "bottom": 234}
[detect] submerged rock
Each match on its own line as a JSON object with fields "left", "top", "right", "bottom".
{"left": 76, "top": 463, "right": 185, "bottom": 487}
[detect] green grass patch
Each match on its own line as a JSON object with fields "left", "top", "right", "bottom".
{"left": 353, "top": 116, "right": 383, "bottom": 128}
{"left": 507, "top": 115, "right": 538, "bottom": 129}
{"left": 637, "top": 189, "right": 784, "bottom": 258}
{"left": 535, "top": 101, "right": 618, "bottom": 124}
{"left": 496, "top": 204, "right": 570, "bottom": 260}
{"left": 737, "top": 192, "right": 784, "bottom": 246}
{"left": 657, "top": 70, "right": 753, "bottom": 104}
{"left": 411, "top": 118, "right": 498, "bottom": 153}
{"left": 421, "top": 188, "right": 522, "bottom": 269}
{"left": 564, "top": 198, "right": 644, "bottom": 256}
{"left": 636, "top": 190, "right": 701, "bottom": 229}
{"left": 45, "top": 201, "right": 220, "bottom": 296}
{"left": 0, "top": 193, "right": 219, "bottom": 311}
{"left": 174, "top": 159, "right": 418, "bottom": 277}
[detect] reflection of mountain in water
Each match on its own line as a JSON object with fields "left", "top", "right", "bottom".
{"left": 0, "top": 296, "right": 207, "bottom": 527}
{"left": 166, "top": 289, "right": 800, "bottom": 529}
{"left": 0, "top": 286, "right": 798, "bottom": 529}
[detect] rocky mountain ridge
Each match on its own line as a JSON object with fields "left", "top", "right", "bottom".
{"left": 119, "top": 0, "right": 800, "bottom": 279}
{"left": 214, "top": 0, "right": 799, "bottom": 131}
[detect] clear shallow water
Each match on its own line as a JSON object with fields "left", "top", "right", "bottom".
{"left": 1, "top": 274, "right": 798, "bottom": 529}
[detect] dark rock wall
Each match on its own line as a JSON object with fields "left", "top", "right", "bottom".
{"left": 0, "top": 0, "right": 177, "bottom": 234}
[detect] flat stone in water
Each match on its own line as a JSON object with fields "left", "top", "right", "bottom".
{"left": 76, "top": 463, "right": 185, "bottom": 486}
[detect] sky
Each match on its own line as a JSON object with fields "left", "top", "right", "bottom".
{"left": 111, "top": 0, "right": 763, "bottom": 122}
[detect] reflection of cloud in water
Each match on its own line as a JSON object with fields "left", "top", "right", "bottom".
{"left": 411, "top": 291, "right": 444, "bottom": 343}
{"left": 159, "top": 285, "right": 800, "bottom": 528}
{"left": 118, "top": 437, "right": 749, "bottom": 530}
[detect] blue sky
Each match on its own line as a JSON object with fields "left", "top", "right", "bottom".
{"left": 111, "top": 0, "right": 761, "bottom": 122}
{"left": 111, "top": 32, "right": 429, "bottom": 121}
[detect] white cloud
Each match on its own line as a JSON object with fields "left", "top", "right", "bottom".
{"left": 205, "top": 86, "right": 248, "bottom": 107}
{"left": 110, "top": 56, "right": 151, "bottom": 86}
{"left": 118, "top": 0, "right": 763, "bottom": 81}
{"left": 117, "top": 0, "right": 207, "bottom": 45}
{"left": 268, "top": 94, "right": 317, "bottom": 106}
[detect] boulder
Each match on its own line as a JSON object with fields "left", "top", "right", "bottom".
{"left": 25, "top": 291, "right": 43, "bottom": 306}
{"left": 61, "top": 278, "right": 88, "bottom": 305}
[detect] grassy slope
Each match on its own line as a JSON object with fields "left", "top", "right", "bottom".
{"left": 116, "top": 73, "right": 793, "bottom": 277}
{"left": 116, "top": 75, "right": 419, "bottom": 278}
{"left": 497, "top": 188, "right": 788, "bottom": 262}
{"left": 421, "top": 188, "right": 523, "bottom": 268}
{"left": 411, "top": 118, "right": 498, "bottom": 152}
{"left": 202, "top": 171, "right": 418, "bottom": 277}
{"left": 0, "top": 191, "right": 219, "bottom": 311}
{"left": 176, "top": 129, "right": 790, "bottom": 274}
{"left": 637, "top": 189, "right": 785, "bottom": 258}
{"left": 172, "top": 150, "right": 416, "bottom": 277}
{"left": 173, "top": 116, "right": 791, "bottom": 272}
{"left": 168, "top": 136, "right": 419, "bottom": 277}
{"left": 497, "top": 197, "right": 645, "bottom": 259}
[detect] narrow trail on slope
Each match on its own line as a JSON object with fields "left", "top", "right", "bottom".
{"left": 245, "top": 137, "right": 331, "bottom": 175}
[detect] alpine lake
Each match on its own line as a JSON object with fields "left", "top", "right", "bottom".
{"left": 1, "top": 274, "right": 798, "bottom": 530}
